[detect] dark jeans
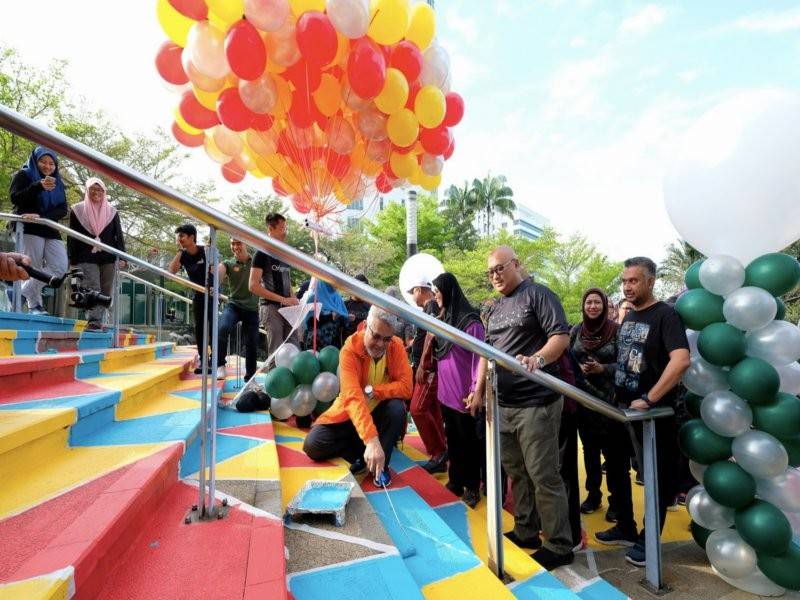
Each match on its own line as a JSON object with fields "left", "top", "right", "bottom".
{"left": 192, "top": 293, "right": 215, "bottom": 360}
{"left": 577, "top": 407, "right": 604, "bottom": 502}
{"left": 559, "top": 408, "right": 582, "bottom": 548}
{"left": 441, "top": 404, "right": 482, "bottom": 492}
{"left": 303, "top": 399, "right": 406, "bottom": 467}
{"left": 216, "top": 304, "right": 259, "bottom": 379}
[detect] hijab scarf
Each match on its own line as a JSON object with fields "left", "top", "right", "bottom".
{"left": 432, "top": 272, "right": 480, "bottom": 360}
{"left": 71, "top": 178, "right": 117, "bottom": 253}
{"left": 578, "top": 288, "right": 618, "bottom": 351}
{"left": 20, "top": 146, "right": 66, "bottom": 213}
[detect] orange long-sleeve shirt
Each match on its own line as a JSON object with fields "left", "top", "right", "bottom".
{"left": 314, "top": 331, "right": 413, "bottom": 442}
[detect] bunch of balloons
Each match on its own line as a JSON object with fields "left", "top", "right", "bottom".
{"left": 676, "top": 253, "right": 800, "bottom": 594}
{"left": 265, "top": 343, "right": 340, "bottom": 419}
{"left": 155, "top": 0, "right": 464, "bottom": 220}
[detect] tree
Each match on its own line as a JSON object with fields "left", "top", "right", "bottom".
{"left": 470, "top": 174, "right": 515, "bottom": 236}
{"left": 659, "top": 240, "right": 704, "bottom": 296}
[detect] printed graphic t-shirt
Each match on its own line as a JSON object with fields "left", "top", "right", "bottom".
{"left": 614, "top": 301, "right": 688, "bottom": 407}
{"left": 252, "top": 250, "right": 291, "bottom": 306}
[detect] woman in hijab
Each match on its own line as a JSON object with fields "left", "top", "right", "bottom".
{"left": 67, "top": 178, "right": 126, "bottom": 330}
{"left": 9, "top": 146, "right": 69, "bottom": 314}
{"left": 431, "top": 272, "right": 485, "bottom": 509}
{"left": 568, "top": 288, "right": 619, "bottom": 518}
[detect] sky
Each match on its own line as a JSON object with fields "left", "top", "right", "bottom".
{"left": 2, "top": 1, "right": 800, "bottom": 262}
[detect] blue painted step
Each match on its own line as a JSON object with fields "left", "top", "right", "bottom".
{"left": 0, "top": 310, "right": 80, "bottom": 332}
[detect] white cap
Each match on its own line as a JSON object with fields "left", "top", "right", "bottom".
{"left": 405, "top": 276, "right": 432, "bottom": 294}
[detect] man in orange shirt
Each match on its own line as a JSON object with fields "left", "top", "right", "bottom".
{"left": 304, "top": 305, "right": 412, "bottom": 487}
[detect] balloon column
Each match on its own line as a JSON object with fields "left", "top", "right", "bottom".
{"left": 265, "top": 343, "right": 340, "bottom": 419}
{"left": 155, "top": 0, "right": 464, "bottom": 220}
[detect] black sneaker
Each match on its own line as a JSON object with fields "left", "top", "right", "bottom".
{"left": 625, "top": 542, "right": 646, "bottom": 567}
{"left": 532, "top": 547, "right": 574, "bottom": 570}
{"left": 605, "top": 507, "right": 618, "bottom": 523}
{"left": 422, "top": 452, "right": 448, "bottom": 474}
{"left": 349, "top": 458, "right": 366, "bottom": 475}
{"left": 462, "top": 488, "right": 480, "bottom": 509}
{"left": 595, "top": 525, "right": 638, "bottom": 547}
{"left": 580, "top": 496, "right": 601, "bottom": 514}
{"left": 504, "top": 530, "right": 542, "bottom": 550}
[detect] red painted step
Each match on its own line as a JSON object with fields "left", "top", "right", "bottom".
{"left": 0, "top": 355, "right": 80, "bottom": 400}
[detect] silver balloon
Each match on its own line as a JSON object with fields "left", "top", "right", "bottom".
{"left": 732, "top": 430, "right": 789, "bottom": 480}
{"left": 776, "top": 361, "right": 800, "bottom": 395}
{"left": 723, "top": 286, "right": 778, "bottom": 331}
{"left": 270, "top": 395, "right": 293, "bottom": 420}
{"left": 290, "top": 384, "right": 316, "bottom": 417}
{"left": 274, "top": 342, "right": 300, "bottom": 369}
{"left": 689, "top": 462, "right": 708, "bottom": 485}
{"left": 688, "top": 487, "right": 735, "bottom": 530}
{"left": 712, "top": 566, "right": 786, "bottom": 597}
{"left": 686, "top": 483, "right": 705, "bottom": 509}
{"left": 706, "top": 529, "right": 758, "bottom": 579}
{"left": 311, "top": 372, "right": 340, "bottom": 403}
{"left": 687, "top": 329, "right": 699, "bottom": 357}
{"left": 683, "top": 357, "right": 730, "bottom": 396}
{"left": 756, "top": 467, "right": 800, "bottom": 513}
{"left": 700, "top": 390, "right": 753, "bottom": 437}
{"left": 782, "top": 508, "right": 800, "bottom": 537}
{"left": 699, "top": 255, "right": 745, "bottom": 296}
{"left": 746, "top": 320, "right": 800, "bottom": 366}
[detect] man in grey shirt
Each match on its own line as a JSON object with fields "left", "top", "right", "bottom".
{"left": 468, "top": 245, "right": 574, "bottom": 570}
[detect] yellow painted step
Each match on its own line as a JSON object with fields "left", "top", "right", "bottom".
{"left": 0, "top": 567, "right": 73, "bottom": 600}
{"left": 0, "top": 408, "right": 75, "bottom": 456}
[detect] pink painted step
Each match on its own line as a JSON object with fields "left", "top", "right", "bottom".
{"left": 0, "top": 355, "right": 80, "bottom": 400}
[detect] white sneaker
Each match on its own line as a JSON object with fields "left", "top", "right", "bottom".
{"left": 216, "top": 366, "right": 227, "bottom": 380}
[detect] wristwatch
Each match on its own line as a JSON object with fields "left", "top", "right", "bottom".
{"left": 642, "top": 392, "right": 655, "bottom": 406}
{"left": 532, "top": 354, "right": 546, "bottom": 369}
{"left": 364, "top": 385, "right": 374, "bottom": 399}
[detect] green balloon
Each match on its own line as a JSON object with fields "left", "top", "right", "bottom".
{"left": 679, "top": 419, "right": 733, "bottom": 465}
{"left": 690, "top": 521, "right": 713, "bottom": 549}
{"left": 775, "top": 297, "right": 787, "bottom": 321}
{"left": 264, "top": 366, "right": 296, "bottom": 399}
{"left": 675, "top": 289, "right": 725, "bottom": 331}
{"left": 703, "top": 461, "right": 756, "bottom": 509}
{"left": 318, "top": 345, "right": 340, "bottom": 374}
{"left": 735, "top": 500, "right": 793, "bottom": 557}
{"left": 685, "top": 259, "right": 705, "bottom": 290}
{"left": 291, "top": 350, "right": 321, "bottom": 385}
{"left": 684, "top": 392, "right": 703, "bottom": 419}
{"left": 758, "top": 543, "right": 800, "bottom": 591}
{"left": 752, "top": 392, "right": 800, "bottom": 440}
{"left": 729, "top": 357, "right": 780, "bottom": 406}
{"left": 697, "top": 322, "right": 746, "bottom": 367}
{"left": 745, "top": 253, "right": 800, "bottom": 297}
{"left": 783, "top": 434, "right": 800, "bottom": 467}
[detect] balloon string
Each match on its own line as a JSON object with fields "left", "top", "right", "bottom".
{"left": 312, "top": 231, "right": 320, "bottom": 353}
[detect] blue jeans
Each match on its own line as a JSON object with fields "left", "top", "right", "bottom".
{"left": 217, "top": 303, "right": 259, "bottom": 379}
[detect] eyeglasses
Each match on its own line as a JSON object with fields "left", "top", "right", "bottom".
{"left": 367, "top": 324, "right": 394, "bottom": 344}
{"left": 486, "top": 259, "right": 516, "bottom": 278}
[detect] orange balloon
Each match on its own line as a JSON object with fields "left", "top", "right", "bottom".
{"left": 313, "top": 73, "right": 341, "bottom": 117}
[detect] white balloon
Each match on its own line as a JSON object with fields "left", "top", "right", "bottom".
{"left": 746, "top": 320, "right": 800, "bottom": 366}
{"left": 723, "top": 286, "right": 779, "bottom": 332}
{"left": 290, "top": 384, "right": 316, "bottom": 417}
{"left": 244, "top": 0, "right": 290, "bottom": 32}
{"left": 688, "top": 488, "right": 735, "bottom": 530}
{"left": 757, "top": 468, "right": 800, "bottom": 513}
{"left": 706, "top": 529, "right": 758, "bottom": 579}
{"left": 326, "top": 0, "right": 370, "bottom": 38}
{"left": 776, "top": 362, "right": 800, "bottom": 395}
{"left": 712, "top": 566, "right": 786, "bottom": 597}
{"left": 683, "top": 356, "right": 730, "bottom": 396}
{"left": 686, "top": 329, "right": 699, "bottom": 357}
{"left": 275, "top": 343, "right": 301, "bottom": 369}
{"left": 700, "top": 390, "right": 753, "bottom": 437}
{"left": 420, "top": 44, "right": 451, "bottom": 91}
{"left": 689, "top": 461, "right": 708, "bottom": 485}
{"left": 664, "top": 90, "right": 800, "bottom": 266}
{"left": 732, "top": 430, "right": 789, "bottom": 480}
{"left": 398, "top": 253, "right": 444, "bottom": 306}
{"left": 270, "top": 395, "right": 293, "bottom": 420}
{"left": 699, "top": 255, "right": 745, "bottom": 296}
{"left": 186, "top": 21, "right": 229, "bottom": 79}
{"left": 311, "top": 372, "right": 340, "bottom": 403}
{"left": 782, "top": 508, "right": 800, "bottom": 537}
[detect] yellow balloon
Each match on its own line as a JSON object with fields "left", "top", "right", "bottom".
{"left": 156, "top": 0, "right": 195, "bottom": 47}
{"left": 368, "top": 0, "right": 410, "bottom": 46}
{"left": 290, "top": 0, "right": 325, "bottom": 17}
{"left": 386, "top": 108, "right": 419, "bottom": 148}
{"left": 313, "top": 74, "right": 342, "bottom": 117}
{"left": 350, "top": 141, "right": 367, "bottom": 168}
{"left": 206, "top": 0, "right": 244, "bottom": 27}
{"left": 375, "top": 68, "right": 409, "bottom": 115}
{"left": 204, "top": 134, "right": 230, "bottom": 164}
{"left": 362, "top": 159, "right": 382, "bottom": 176}
{"left": 420, "top": 172, "right": 441, "bottom": 191}
{"left": 406, "top": 2, "right": 435, "bottom": 51}
{"left": 194, "top": 86, "right": 224, "bottom": 111}
{"left": 408, "top": 164, "right": 423, "bottom": 185}
{"left": 250, "top": 168, "right": 267, "bottom": 179}
{"left": 174, "top": 108, "right": 203, "bottom": 135}
{"left": 389, "top": 151, "right": 417, "bottom": 179}
{"left": 414, "top": 84, "right": 445, "bottom": 128}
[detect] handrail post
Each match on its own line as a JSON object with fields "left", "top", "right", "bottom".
{"left": 13, "top": 221, "right": 23, "bottom": 312}
{"left": 155, "top": 293, "right": 162, "bottom": 343}
{"left": 208, "top": 226, "right": 220, "bottom": 513}
{"left": 485, "top": 360, "right": 504, "bottom": 579}
{"left": 235, "top": 321, "right": 242, "bottom": 389}
{"left": 641, "top": 418, "right": 666, "bottom": 594}
{"left": 198, "top": 246, "right": 211, "bottom": 516}
{"left": 112, "top": 257, "right": 120, "bottom": 348}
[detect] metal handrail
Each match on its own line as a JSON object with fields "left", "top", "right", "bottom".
{"left": 120, "top": 270, "right": 193, "bottom": 305}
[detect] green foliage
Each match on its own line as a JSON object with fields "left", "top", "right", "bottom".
{"left": 660, "top": 240, "right": 704, "bottom": 296}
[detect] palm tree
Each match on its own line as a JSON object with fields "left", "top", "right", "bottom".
{"left": 444, "top": 181, "right": 474, "bottom": 213}
{"left": 660, "top": 240, "right": 704, "bottom": 289}
{"left": 470, "top": 174, "right": 515, "bottom": 236}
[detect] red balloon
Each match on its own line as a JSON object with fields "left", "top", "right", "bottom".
{"left": 376, "top": 172, "right": 392, "bottom": 193}
{"left": 443, "top": 138, "right": 455, "bottom": 160}
{"left": 420, "top": 125, "right": 452, "bottom": 155}
{"left": 391, "top": 143, "right": 414, "bottom": 155}
{"left": 251, "top": 113, "right": 274, "bottom": 131}
{"left": 296, "top": 12, "right": 337, "bottom": 66}
{"left": 225, "top": 20, "right": 266, "bottom": 81}
{"left": 284, "top": 60, "right": 322, "bottom": 95}
{"left": 179, "top": 90, "right": 219, "bottom": 129}
{"left": 168, "top": 0, "right": 207, "bottom": 20}
{"left": 288, "top": 91, "right": 315, "bottom": 128}
{"left": 405, "top": 82, "right": 420, "bottom": 110}
{"left": 291, "top": 194, "right": 312, "bottom": 214}
{"left": 273, "top": 179, "right": 288, "bottom": 196}
{"left": 390, "top": 41, "right": 423, "bottom": 84}
{"left": 383, "top": 161, "right": 397, "bottom": 179}
{"left": 221, "top": 160, "right": 246, "bottom": 183}
{"left": 327, "top": 152, "right": 351, "bottom": 179}
{"left": 443, "top": 92, "right": 465, "bottom": 127}
{"left": 171, "top": 122, "right": 204, "bottom": 147}
{"left": 216, "top": 88, "right": 255, "bottom": 131}
{"left": 347, "top": 38, "right": 386, "bottom": 99}
{"left": 155, "top": 42, "right": 188, "bottom": 85}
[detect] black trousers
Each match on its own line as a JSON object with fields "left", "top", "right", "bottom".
{"left": 577, "top": 407, "right": 604, "bottom": 502}
{"left": 192, "top": 294, "right": 215, "bottom": 360}
{"left": 216, "top": 303, "right": 259, "bottom": 379}
{"left": 559, "top": 408, "right": 582, "bottom": 548}
{"left": 303, "top": 399, "right": 406, "bottom": 467}
{"left": 441, "top": 404, "right": 482, "bottom": 492}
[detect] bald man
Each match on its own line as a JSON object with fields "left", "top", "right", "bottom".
{"left": 468, "top": 245, "right": 574, "bottom": 570}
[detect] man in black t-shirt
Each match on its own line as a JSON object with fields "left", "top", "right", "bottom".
{"left": 249, "top": 213, "right": 299, "bottom": 360}
{"left": 595, "top": 256, "right": 690, "bottom": 569}
{"left": 471, "top": 245, "right": 575, "bottom": 571}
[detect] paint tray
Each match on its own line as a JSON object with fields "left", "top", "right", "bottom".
{"left": 285, "top": 480, "right": 355, "bottom": 527}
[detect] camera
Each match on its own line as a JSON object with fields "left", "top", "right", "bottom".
{"left": 65, "top": 269, "right": 112, "bottom": 310}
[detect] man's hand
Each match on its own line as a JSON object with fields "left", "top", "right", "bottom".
{"left": 364, "top": 437, "right": 385, "bottom": 476}
{"left": 0, "top": 252, "right": 30, "bottom": 282}
{"left": 517, "top": 354, "right": 541, "bottom": 372}
{"left": 21, "top": 213, "right": 39, "bottom": 220}
{"left": 581, "top": 358, "right": 603, "bottom": 375}
{"left": 464, "top": 389, "right": 484, "bottom": 417}
{"left": 282, "top": 297, "right": 299, "bottom": 306}
{"left": 630, "top": 399, "right": 650, "bottom": 411}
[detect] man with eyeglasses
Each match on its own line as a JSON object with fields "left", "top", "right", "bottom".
{"left": 303, "top": 305, "right": 412, "bottom": 487}
{"left": 469, "top": 245, "right": 575, "bottom": 570}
